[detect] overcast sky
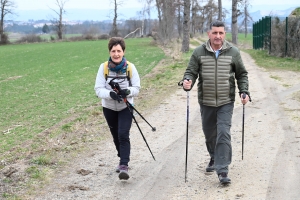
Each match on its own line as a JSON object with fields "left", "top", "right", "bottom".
{"left": 13, "top": 0, "right": 299, "bottom": 11}
{"left": 10, "top": 0, "right": 299, "bottom": 21}
{"left": 14, "top": 0, "right": 144, "bottom": 10}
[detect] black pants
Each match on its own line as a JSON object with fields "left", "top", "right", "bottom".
{"left": 103, "top": 107, "right": 133, "bottom": 166}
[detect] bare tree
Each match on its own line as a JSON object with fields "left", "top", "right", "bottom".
{"left": 239, "top": 0, "right": 253, "bottom": 38}
{"left": 231, "top": 0, "right": 238, "bottom": 44}
{"left": 217, "top": 0, "right": 222, "bottom": 20}
{"left": 139, "top": 0, "right": 153, "bottom": 35}
{"left": 181, "top": 0, "right": 190, "bottom": 52}
{"left": 0, "top": 0, "right": 16, "bottom": 44}
{"left": 203, "top": 0, "right": 218, "bottom": 29}
{"left": 176, "top": 0, "right": 183, "bottom": 38}
{"left": 231, "top": 0, "right": 242, "bottom": 44}
{"left": 50, "top": 0, "right": 68, "bottom": 40}
{"left": 110, "top": 0, "right": 122, "bottom": 36}
{"left": 154, "top": 0, "right": 177, "bottom": 44}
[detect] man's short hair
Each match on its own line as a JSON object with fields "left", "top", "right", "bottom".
{"left": 210, "top": 21, "right": 225, "bottom": 30}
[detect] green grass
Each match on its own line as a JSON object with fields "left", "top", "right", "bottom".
{"left": 226, "top": 33, "right": 253, "bottom": 48}
{"left": 225, "top": 33, "right": 300, "bottom": 71}
{"left": 0, "top": 38, "right": 165, "bottom": 157}
{"left": 244, "top": 49, "right": 300, "bottom": 71}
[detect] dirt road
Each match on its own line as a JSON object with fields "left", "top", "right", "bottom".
{"left": 33, "top": 52, "right": 300, "bottom": 200}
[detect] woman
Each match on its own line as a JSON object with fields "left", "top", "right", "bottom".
{"left": 94, "top": 37, "right": 141, "bottom": 180}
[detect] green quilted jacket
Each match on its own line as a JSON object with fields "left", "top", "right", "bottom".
{"left": 183, "top": 40, "right": 250, "bottom": 107}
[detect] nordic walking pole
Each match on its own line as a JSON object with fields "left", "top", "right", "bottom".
{"left": 125, "top": 100, "right": 156, "bottom": 161}
{"left": 177, "top": 79, "right": 190, "bottom": 182}
{"left": 242, "top": 93, "right": 246, "bottom": 160}
{"left": 185, "top": 90, "right": 190, "bottom": 182}
{"left": 127, "top": 102, "right": 156, "bottom": 132}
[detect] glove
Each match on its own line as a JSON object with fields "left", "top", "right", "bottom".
{"left": 110, "top": 91, "right": 122, "bottom": 103}
{"left": 118, "top": 89, "right": 130, "bottom": 98}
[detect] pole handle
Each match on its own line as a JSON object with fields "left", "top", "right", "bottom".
{"left": 242, "top": 93, "right": 246, "bottom": 99}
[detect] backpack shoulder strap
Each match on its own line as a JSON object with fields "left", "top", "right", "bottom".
{"left": 104, "top": 61, "right": 132, "bottom": 84}
{"left": 103, "top": 61, "right": 109, "bottom": 80}
{"left": 126, "top": 61, "right": 132, "bottom": 86}
{"left": 126, "top": 61, "right": 132, "bottom": 78}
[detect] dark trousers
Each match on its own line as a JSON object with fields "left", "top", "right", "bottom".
{"left": 200, "top": 102, "right": 234, "bottom": 174}
{"left": 103, "top": 107, "right": 133, "bottom": 166}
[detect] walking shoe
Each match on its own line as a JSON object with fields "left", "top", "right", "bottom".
{"left": 118, "top": 165, "right": 129, "bottom": 180}
{"left": 218, "top": 172, "right": 231, "bottom": 184}
{"left": 206, "top": 158, "right": 215, "bottom": 172}
{"left": 115, "top": 165, "right": 121, "bottom": 173}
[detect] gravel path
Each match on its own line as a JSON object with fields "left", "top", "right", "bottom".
{"left": 32, "top": 51, "right": 300, "bottom": 200}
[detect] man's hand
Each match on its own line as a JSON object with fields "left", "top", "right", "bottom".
{"left": 240, "top": 93, "right": 249, "bottom": 105}
{"left": 183, "top": 79, "right": 192, "bottom": 90}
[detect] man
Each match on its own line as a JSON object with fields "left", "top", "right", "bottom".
{"left": 182, "top": 20, "right": 250, "bottom": 184}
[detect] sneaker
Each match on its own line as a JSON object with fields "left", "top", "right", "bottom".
{"left": 115, "top": 165, "right": 121, "bottom": 173}
{"left": 218, "top": 172, "right": 231, "bottom": 184}
{"left": 206, "top": 158, "right": 215, "bottom": 172}
{"left": 118, "top": 165, "right": 130, "bottom": 180}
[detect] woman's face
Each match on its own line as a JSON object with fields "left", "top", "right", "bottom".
{"left": 109, "top": 44, "right": 124, "bottom": 64}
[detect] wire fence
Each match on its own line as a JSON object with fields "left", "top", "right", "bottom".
{"left": 253, "top": 16, "right": 300, "bottom": 59}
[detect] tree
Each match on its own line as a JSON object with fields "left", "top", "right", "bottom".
{"left": 181, "top": 0, "right": 190, "bottom": 52}
{"left": 139, "top": 0, "right": 154, "bottom": 36}
{"left": 0, "top": 0, "right": 16, "bottom": 44}
{"left": 203, "top": 0, "right": 218, "bottom": 29}
{"left": 154, "top": 0, "right": 177, "bottom": 44}
{"left": 217, "top": 0, "right": 222, "bottom": 20}
{"left": 190, "top": 1, "right": 205, "bottom": 34}
{"left": 42, "top": 23, "right": 50, "bottom": 34}
{"left": 175, "top": 0, "right": 182, "bottom": 38}
{"left": 50, "top": 0, "right": 68, "bottom": 40}
{"left": 231, "top": 0, "right": 242, "bottom": 44}
{"left": 239, "top": 0, "right": 253, "bottom": 38}
{"left": 110, "top": 0, "right": 124, "bottom": 37}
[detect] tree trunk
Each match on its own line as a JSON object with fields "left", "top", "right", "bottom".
{"left": 112, "top": 0, "right": 118, "bottom": 36}
{"left": 177, "top": 2, "right": 182, "bottom": 37}
{"left": 244, "top": 6, "right": 248, "bottom": 37}
{"left": 181, "top": 0, "right": 190, "bottom": 52}
{"left": 0, "top": 0, "right": 16, "bottom": 43}
{"left": 218, "top": 0, "right": 222, "bottom": 21}
{"left": 58, "top": 8, "right": 63, "bottom": 39}
{"left": 0, "top": 12, "right": 3, "bottom": 42}
{"left": 231, "top": 0, "right": 238, "bottom": 44}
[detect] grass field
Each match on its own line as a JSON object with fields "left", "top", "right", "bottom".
{"left": 0, "top": 38, "right": 165, "bottom": 159}
{"left": 226, "top": 33, "right": 253, "bottom": 49}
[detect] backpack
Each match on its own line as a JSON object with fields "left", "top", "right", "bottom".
{"left": 103, "top": 61, "right": 132, "bottom": 86}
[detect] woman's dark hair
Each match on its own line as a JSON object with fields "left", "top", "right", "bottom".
{"left": 108, "top": 37, "right": 126, "bottom": 51}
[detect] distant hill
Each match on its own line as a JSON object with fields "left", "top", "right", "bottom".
{"left": 11, "top": 7, "right": 144, "bottom": 21}
{"left": 10, "top": 6, "right": 299, "bottom": 23}
{"left": 225, "top": 6, "right": 298, "bottom": 26}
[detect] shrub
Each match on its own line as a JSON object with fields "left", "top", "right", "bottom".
{"left": 98, "top": 34, "right": 110, "bottom": 40}
{"left": 15, "top": 34, "right": 44, "bottom": 44}
{"left": 0, "top": 33, "right": 10, "bottom": 45}
{"left": 83, "top": 34, "right": 97, "bottom": 40}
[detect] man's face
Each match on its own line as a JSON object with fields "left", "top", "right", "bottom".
{"left": 207, "top": 26, "right": 226, "bottom": 49}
